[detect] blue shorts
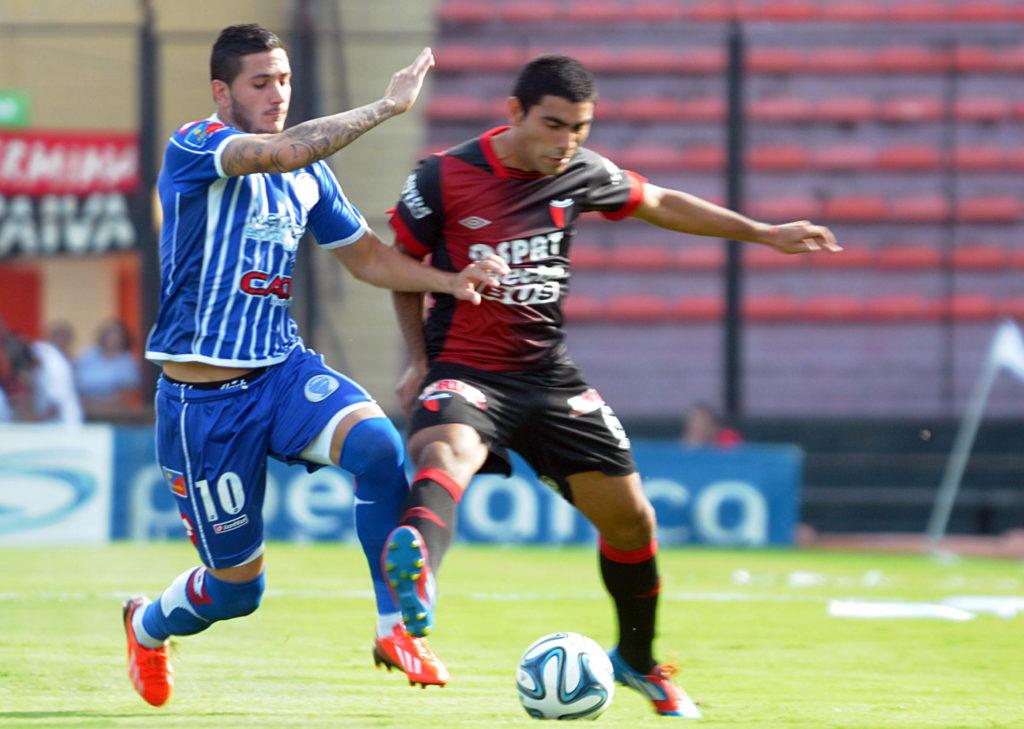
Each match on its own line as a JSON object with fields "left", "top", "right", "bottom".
{"left": 155, "top": 345, "right": 373, "bottom": 568}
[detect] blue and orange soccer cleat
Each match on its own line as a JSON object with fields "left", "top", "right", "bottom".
{"left": 123, "top": 596, "right": 174, "bottom": 707}
{"left": 382, "top": 525, "right": 437, "bottom": 638}
{"left": 608, "top": 648, "right": 702, "bottom": 718}
{"left": 373, "top": 624, "right": 449, "bottom": 688}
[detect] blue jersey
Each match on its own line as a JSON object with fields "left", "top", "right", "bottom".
{"left": 145, "top": 116, "right": 368, "bottom": 367}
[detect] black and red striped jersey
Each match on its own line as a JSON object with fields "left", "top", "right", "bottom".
{"left": 389, "top": 126, "right": 646, "bottom": 372}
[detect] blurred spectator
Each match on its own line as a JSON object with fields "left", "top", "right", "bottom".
{"left": 5, "top": 334, "right": 83, "bottom": 425}
{"left": 75, "top": 318, "right": 141, "bottom": 414}
{"left": 681, "top": 401, "right": 743, "bottom": 448}
{"left": 47, "top": 319, "right": 76, "bottom": 361}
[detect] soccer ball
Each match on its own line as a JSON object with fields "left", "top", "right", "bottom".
{"left": 515, "top": 632, "right": 615, "bottom": 720}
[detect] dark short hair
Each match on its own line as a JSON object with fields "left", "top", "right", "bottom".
{"left": 512, "top": 54, "right": 596, "bottom": 114}
{"left": 210, "top": 23, "right": 284, "bottom": 84}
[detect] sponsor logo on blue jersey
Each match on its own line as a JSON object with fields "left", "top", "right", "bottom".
{"left": 304, "top": 374, "right": 339, "bottom": 402}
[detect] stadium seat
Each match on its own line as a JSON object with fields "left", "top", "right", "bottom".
{"left": 949, "top": 294, "right": 998, "bottom": 321}
{"left": 616, "top": 97, "right": 724, "bottom": 122}
{"left": 880, "top": 96, "right": 944, "bottom": 123}
{"left": 746, "top": 246, "right": 808, "bottom": 269}
{"left": 815, "top": 145, "right": 877, "bottom": 171}
{"left": 675, "top": 245, "right": 723, "bottom": 270}
{"left": 954, "top": 146, "right": 1009, "bottom": 170}
{"left": 957, "top": 196, "right": 1023, "bottom": 223}
{"left": 952, "top": 1, "right": 1024, "bottom": 22}
{"left": 748, "top": 145, "right": 811, "bottom": 170}
{"left": 999, "top": 46, "right": 1024, "bottom": 72}
{"left": 570, "top": 245, "right": 607, "bottom": 270}
{"left": 500, "top": 3, "right": 560, "bottom": 22}
{"left": 566, "top": 1, "right": 630, "bottom": 23}
{"left": 748, "top": 96, "right": 815, "bottom": 122}
{"left": 437, "top": 45, "right": 525, "bottom": 72}
{"left": 876, "top": 245, "right": 943, "bottom": 270}
{"left": 821, "top": 1, "right": 885, "bottom": 21}
{"left": 562, "top": 294, "right": 606, "bottom": 322}
{"left": 874, "top": 47, "right": 951, "bottom": 73}
{"left": 608, "top": 244, "right": 674, "bottom": 271}
{"left": 951, "top": 244, "right": 1009, "bottom": 270}
{"left": 668, "top": 295, "right": 723, "bottom": 321}
{"left": 756, "top": 1, "right": 819, "bottom": 21}
{"left": 680, "top": 1, "right": 733, "bottom": 21}
{"left": 998, "top": 296, "right": 1024, "bottom": 319}
{"left": 679, "top": 145, "right": 726, "bottom": 171}
{"left": 426, "top": 97, "right": 502, "bottom": 122}
{"left": 747, "top": 48, "right": 804, "bottom": 74}
{"left": 631, "top": 1, "right": 687, "bottom": 22}
{"left": 612, "top": 144, "right": 689, "bottom": 171}
{"left": 816, "top": 97, "right": 878, "bottom": 123}
{"left": 799, "top": 295, "right": 868, "bottom": 322}
{"left": 865, "top": 295, "right": 945, "bottom": 321}
{"left": 823, "top": 195, "right": 887, "bottom": 222}
{"left": 877, "top": 145, "right": 943, "bottom": 170}
{"left": 895, "top": 195, "right": 951, "bottom": 223}
{"left": 955, "top": 97, "right": 1013, "bottom": 122}
{"left": 806, "top": 48, "right": 874, "bottom": 74}
{"left": 955, "top": 46, "right": 1000, "bottom": 72}
{"left": 743, "top": 294, "right": 800, "bottom": 321}
{"left": 605, "top": 294, "right": 670, "bottom": 322}
{"left": 887, "top": 2, "right": 948, "bottom": 21}
{"left": 438, "top": 0, "right": 494, "bottom": 24}
{"left": 749, "top": 196, "right": 822, "bottom": 221}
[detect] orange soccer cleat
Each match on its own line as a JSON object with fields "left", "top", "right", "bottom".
{"left": 608, "top": 648, "right": 701, "bottom": 718}
{"left": 123, "top": 596, "right": 174, "bottom": 707}
{"left": 372, "top": 624, "right": 449, "bottom": 688}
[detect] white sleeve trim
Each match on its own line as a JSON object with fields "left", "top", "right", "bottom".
{"left": 318, "top": 219, "right": 369, "bottom": 250}
{"left": 213, "top": 132, "right": 251, "bottom": 178}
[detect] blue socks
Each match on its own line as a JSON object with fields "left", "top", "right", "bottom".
{"left": 340, "top": 417, "right": 409, "bottom": 618}
{"left": 138, "top": 566, "right": 265, "bottom": 645}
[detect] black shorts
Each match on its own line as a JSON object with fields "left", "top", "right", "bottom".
{"left": 408, "top": 360, "right": 637, "bottom": 500}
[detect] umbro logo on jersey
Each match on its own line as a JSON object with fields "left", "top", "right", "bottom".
{"left": 458, "top": 216, "right": 491, "bottom": 229}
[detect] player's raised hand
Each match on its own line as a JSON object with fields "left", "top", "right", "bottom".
{"left": 766, "top": 220, "right": 842, "bottom": 255}
{"left": 383, "top": 47, "right": 436, "bottom": 114}
{"left": 451, "top": 255, "right": 509, "bottom": 304}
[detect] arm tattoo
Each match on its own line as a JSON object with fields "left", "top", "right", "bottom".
{"left": 223, "top": 101, "right": 397, "bottom": 177}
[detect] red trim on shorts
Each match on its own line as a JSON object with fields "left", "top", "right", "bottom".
{"left": 414, "top": 468, "right": 465, "bottom": 502}
{"left": 388, "top": 211, "right": 431, "bottom": 258}
{"left": 599, "top": 536, "right": 658, "bottom": 564}
{"left": 601, "top": 170, "right": 648, "bottom": 221}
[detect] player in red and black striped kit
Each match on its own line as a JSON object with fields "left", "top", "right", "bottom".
{"left": 384, "top": 55, "right": 841, "bottom": 717}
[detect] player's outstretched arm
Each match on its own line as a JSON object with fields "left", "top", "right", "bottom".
{"left": 631, "top": 182, "right": 842, "bottom": 255}
{"left": 221, "top": 48, "right": 435, "bottom": 177}
{"left": 332, "top": 229, "right": 508, "bottom": 299}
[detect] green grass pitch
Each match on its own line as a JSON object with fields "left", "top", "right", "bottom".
{"left": 0, "top": 543, "right": 1021, "bottom": 728}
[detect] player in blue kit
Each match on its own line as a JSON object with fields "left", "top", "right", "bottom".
{"left": 123, "top": 24, "right": 507, "bottom": 706}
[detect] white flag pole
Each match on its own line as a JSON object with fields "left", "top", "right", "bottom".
{"left": 926, "top": 322, "right": 1020, "bottom": 550}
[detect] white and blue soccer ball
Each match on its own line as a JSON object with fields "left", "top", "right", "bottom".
{"left": 515, "top": 632, "right": 615, "bottom": 720}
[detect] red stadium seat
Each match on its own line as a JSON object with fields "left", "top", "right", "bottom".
{"left": 679, "top": 145, "right": 725, "bottom": 171}
{"left": 757, "top": 1, "right": 818, "bottom": 21}
{"left": 746, "top": 247, "right": 808, "bottom": 269}
{"left": 866, "top": 295, "right": 945, "bottom": 321}
{"left": 824, "top": 195, "right": 887, "bottom": 222}
{"left": 806, "top": 48, "right": 874, "bottom": 73}
{"left": 613, "top": 145, "right": 689, "bottom": 171}
{"left": 566, "top": 1, "right": 629, "bottom": 23}
{"left": 748, "top": 96, "right": 815, "bottom": 122}
{"left": 800, "top": 295, "right": 868, "bottom": 322}
{"left": 605, "top": 294, "right": 670, "bottom": 322}
{"left": 954, "top": 146, "right": 1008, "bottom": 170}
{"left": 744, "top": 294, "right": 800, "bottom": 321}
{"left": 632, "top": 1, "right": 687, "bottom": 22}
{"left": 816, "top": 97, "right": 878, "bottom": 123}
{"left": 438, "top": 1, "right": 494, "bottom": 24}
{"left": 668, "top": 295, "right": 723, "bottom": 321}
{"left": 880, "top": 96, "right": 944, "bottom": 123}
{"left": 821, "top": 1, "right": 885, "bottom": 21}
{"left": 999, "top": 297, "right": 1024, "bottom": 319}
{"left": 955, "top": 97, "right": 1013, "bottom": 122}
{"left": 748, "top": 196, "right": 822, "bottom": 221}
{"left": 675, "top": 245, "right": 723, "bottom": 270}
{"left": 748, "top": 145, "right": 811, "bottom": 171}
{"left": 952, "top": 1, "right": 1024, "bottom": 22}
{"left": 501, "top": 3, "right": 559, "bottom": 22}
{"left": 438, "top": 45, "right": 525, "bottom": 72}
{"left": 877, "top": 145, "right": 943, "bottom": 170}
{"left": 958, "top": 197, "right": 1023, "bottom": 223}
{"left": 562, "top": 294, "right": 606, "bottom": 322}
{"left": 747, "top": 48, "right": 805, "bottom": 74}
{"left": 949, "top": 294, "right": 998, "bottom": 321}
{"left": 951, "top": 244, "right": 1010, "bottom": 270}
{"left": 1010, "top": 248, "right": 1024, "bottom": 270}
{"left": 680, "top": 1, "right": 733, "bottom": 21}
{"left": 570, "top": 245, "right": 607, "bottom": 270}
{"left": 998, "top": 47, "right": 1024, "bottom": 72}
{"left": 815, "top": 145, "right": 877, "bottom": 171}
{"left": 608, "top": 244, "right": 674, "bottom": 271}
{"left": 895, "top": 195, "right": 951, "bottom": 223}
{"left": 874, "top": 47, "right": 951, "bottom": 73}
{"left": 426, "top": 97, "right": 501, "bottom": 122}
{"left": 887, "top": 2, "right": 948, "bottom": 21}
{"left": 955, "top": 47, "right": 1000, "bottom": 72}
{"left": 876, "top": 245, "right": 943, "bottom": 270}
{"left": 617, "top": 97, "right": 723, "bottom": 122}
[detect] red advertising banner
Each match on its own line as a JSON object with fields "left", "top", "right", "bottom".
{"left": 0, "top": 129, "right": 139, "bottom": 195}
{"left": 0, "top": 130, "right": 140, "bottom": 257}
